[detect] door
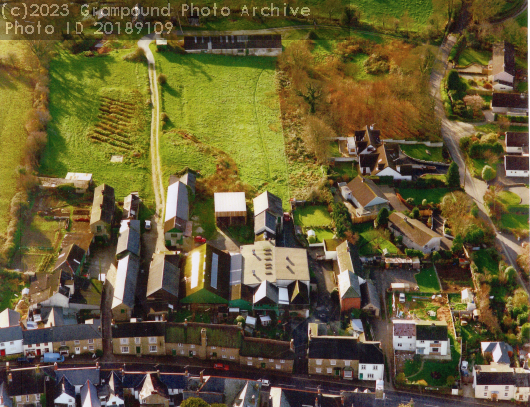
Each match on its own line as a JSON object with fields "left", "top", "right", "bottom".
{"left": 36, "top": 349, "right": 41, "bottom": 356}
{"left": 491, "top": 393, "right": 498, "bottom": 401}
{"left": 0, "top": 349, "right": 5, "bottom": 356}
{"left": 136, "top": 347, "right": 141, "bottom": 354}
{"left": 75, "top": 347, "right": 81, "bottom": 354}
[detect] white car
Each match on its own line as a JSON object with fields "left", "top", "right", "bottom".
{"left": 260, "top": 379, "right": 270, "bottom": 387}
{"left": 145, "top": 220, "right": 152, "bottom": 230}
{"left": 399, "top": 293, "right": 406, "bottom": 303}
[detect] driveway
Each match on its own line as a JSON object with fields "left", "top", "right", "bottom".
{"left": 379, "top": 185, "right": 408, "bottom": 212}
{"left": 87, "top": 241, "right": 116, "bottom": 279}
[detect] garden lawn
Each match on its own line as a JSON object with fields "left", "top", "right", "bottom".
{"left": 329, "top": 141, "right": 341, "bottom": 158}
{"left": 448, "top": 294, "right": 467, "bottom": 311}
{"left": 155, "top": 53, "right": 289, "bottom": 204}
{"left": 331, "top": 161, "right": 358, "bottom": 180}
{"left": 458, "top": 48, "right": 491, "bottom": 66}
{"left": 498, "top": 191, "right": 521, "bottom": 206}
{"left": 400, "top": 144, "right": 444, "bottom": 162}
{"left": 358, "top": 229, "right": 399, "bottom": 256}
{"left": 500, "top": 214, "right": 529, "bottom": 230}
{"left": 294, "top": 205, "right": 332, "bottom": 228}
{"left": 472, "top": 249, "right": 498, "bottom": 276}
{"left": 313, "top": 227, "right": 335, "bottom": 242}
{"left": 190, "top": 198, "right": 217, "bottom": 240}
{"left": 40, "top": 49, "right": 153, "bottom": 202}
{"left": 0, "top": 42, "right": 33, "bottom": 233}
{"left": 397, "top": 188, "right": 450, "bottom": 205}
{"left": 414, "top": 267, "right": 441, "bottom": 292}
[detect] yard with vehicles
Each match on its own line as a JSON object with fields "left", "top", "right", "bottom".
{"left": 154, "top": 52, "right": 290, "bottom": 204}
{"left": 40, "top": 48, "right": 153, "bottom": 202}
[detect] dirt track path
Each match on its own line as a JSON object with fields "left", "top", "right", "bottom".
{"left": 138, "top": 34, "right": 166, "bottom": 253}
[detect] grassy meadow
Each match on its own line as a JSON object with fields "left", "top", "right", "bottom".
{"left": 0, "top": 40, "right": 33, "bottom": 234}
{"left": 40, "top": 48, "right": 153, "bottom": 201}
{"left": 155, "top": 52, "right": 290, "bottom": 204}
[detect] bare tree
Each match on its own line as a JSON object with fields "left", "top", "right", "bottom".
{"left": 303, "top": 116, "right": 336, "bottom": 163}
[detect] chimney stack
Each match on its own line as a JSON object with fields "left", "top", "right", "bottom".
{"left": 200, "top": 370, "right": 204, "bottom": 383}
{"left": 5, "top": 362, "right": 9, "bottom": 372}
{"left": 54, "top": 362, "right": 58, "bottom": 371}
{"left": 8, "top": 373, "right": 12, "bottom": 383}
{"left": 184, "top": 318, "right": 188, "bottom": 327}
{"left": 96, "top": 362, "right": 100, "bottom": 369}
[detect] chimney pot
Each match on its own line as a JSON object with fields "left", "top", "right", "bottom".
{"left": 54, "top": 362, "right": 58, "bottom": 370}
{"left": 8, "top": 373, "right": 12, "bottom": 383}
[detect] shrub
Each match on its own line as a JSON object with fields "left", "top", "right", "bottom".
{"left": 364, "top": 53, "right": 390, "bottom": 75}
{"left": 375, "top": 207, "right": 389, "bottom": 228}
{"left": 406, "top": 197, "right": 415, "bottom": 206}
{"left": 123, "top": 47, "right": 146, "bottom": 62}
{"left": 446, "top": 162, "right": 460, "bottom": 189}
{"left": 446, "top": 375, "right": 456, "bottom": 387}
{"left": 396, "top": 372, "right": 406, "bottom": 385}
{"left": 158, "top": 74, "right": 167, "bottom": 85}
{"left": 482, "top": 165, "right": 495, "bottom": 181}
{"left": 483, "top": 83, "right": 492, "bottom": 90}
{"left": 411, "top": 207, "right": 420, "bottom": 219}
{"left": 405, "top": 248, "right": 424, "bottom": 258}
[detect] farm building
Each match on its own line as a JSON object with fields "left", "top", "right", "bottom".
{"left": 123, "top": 192, "right": 140, "bottom": 220}
{"left": 164, "top": 181, "right": 191, "bottom": 248}
{"left": 90, "top": 184, "right": 115, "bottom": 240}
{"left": 146, "top": 254, "right": 180, "bottom": 308}
{"left": 505, "top": 132, "right": 529, "bottom": 154}
{"left": 109, "top": 253, "right": 140, "bottom": 322}
{"left": 38, "top": 173, "right": 93, "bottom": 194}
{"left": 505, "top": 155, "right": 529, "bottom": 177}
{"left": 489, "top": 41, "right": 515, "bottom": 91}
{"left": 388, "top": 212, "right": 442, "bottom": 254}
{"left": 183, "top": 35, "right": 282, "bottom": 56}
{"left": 116, "top": 220, "right": 141, "bottom": 259}
{"left": 491, "top": 93, "right": 529, "bottom": 115}
{"left": 53, "top": 244, "right": 87, "bottom": 276}
{"left": 214, "top": 192, "right": 247, "bottom": 226}
{"left": 344, "top": 176, "right": 390, "bottom": 217}
{"left": 179, "top": 244, "right": 231, "bottom": 310}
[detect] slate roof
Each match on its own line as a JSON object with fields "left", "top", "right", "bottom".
{"left": 240, "top": 337, "right": 294, "bottom": 359}
{"left": 481, "top": 342, "right": 513, "bottom": 365}
{"left": 415, "top": 321, "right": 448, "bottom": 341}
{"left": 184, "top": 35, "right": 282, "bottom": 51}
{"left": 393, "top": 321, "right": 416, "bottom": 337}
{"left": 0, "top": 326, "right": 23, "bottom": 342}
{"left": 308, "top": 337, "right": 359, "bottom": 360}
{"left": 116, "top": 220, "right": 141, "bottom": 257}
{"left": 121, "top": 372, "right": 146, "bottom": 389}
{"left": 492, "top": 41, "right": 515, "bottom": 78}
{"left": 0, "top": 381, "right": 12, "bottom": 407}
{"left": 359, "top": 342, "right": 384, "bottom": 364}
{"left": 253, "top": 280, "right": 279, "bottom": 305}
{"left": 0, "top": 309, "right": 20, "bottom": 328}
{"left": 158, "top": 373, "right": 186, "bottom": 390}
{"left": 55, "top": 375, "right": 75, "bottom": 399}
{"left": 336, "top": 241, "right": 362, "bottom": 275}
{"left": 360, "top": 280, "right": 380, "bottom": 310}
{"left": 90, "top": 184, "right": 115, "bottom": 225}
{"left": 164, "top": 181, "right": 189, "bottom": 234}
{"left": 51, "top": 323, "right": 102, "bottom": 342}
{"left": 123, "top": 193, "right": 140, "bottom": 220}
{"left": 56, "top": 368, "right": 100, "bottom": 387}
{"left": 514, "top": 368, "right": 530, "bottom": 387}
{"left": 254, "top": 211, "right": 277, "bottom": 235}
{"left": 492, "top": 93, "right": 528, "bottom": 109}
{"left": 146, "top": 253, "right": 180, "bottom": 299}
{"left": 22, "top": 327, "right": 53, "bottom": 345}
{"left": 505, "top": 132, "right": 529, "bottom": 148}
{"left": 46, "top": 307, "right": 64, "bottom": 327}
{"left": 81, "top": 379, "right": 101, "bottom": 407}
{"left": 338, "top": 270, "right": 361, "bottom": 299}
{"left": 6, "top": 367, "right": 47, "bottom": 397}
{"left": 346, "top": 176, "right": 388, "bottom": 208}
{"left": 389, "top": 212, "right": 441, "bottom": 247}
{"left": 474, "top": 365, "right": 516, "bottom": 385}
{"left": 180, "top": 244, "right": 231, "bottom": 304}
{"left": 111, "top": 253, "right": 140, "bottom": 310}
{"left": 111, "top": 322, "right": 166, "bottom": 338}
{"left": 288, "top": 280, "right": 309, "bottom": 305}
{"left": 253, "top": 191, "right": 283, "bottom": 217}
{"left": 179, "top": 170, "right": 197, "bottom": 194}
{"left": 29, "top": 269, "right": 70, "bottom": 305}
{"left": 505, "top": 155, "right": 529, "bottom": 171}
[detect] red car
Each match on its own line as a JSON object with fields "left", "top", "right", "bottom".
{"left": 283, "top": 212, "right": 291, "bottom": 222}
{"left": 194, "top": 236, "right": 207, "bottom": 243}
{"left": 214, "top": 363, "right": 229, "bottom": 370}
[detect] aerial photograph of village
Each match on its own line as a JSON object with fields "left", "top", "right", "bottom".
{"left": 0, "top": 0, "right": 528, "bottom": 405}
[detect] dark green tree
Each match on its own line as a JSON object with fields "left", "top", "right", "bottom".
{"left": 411, "top": 207, "right": 420, "bottom": 219}
{"left": 446, "top": 162, "right": 460, "bottom": 189}
{"left": 432, "top": 251, "right": 441, "bottom": 264}
{"left": 451, "top": 234, "right": 464, "bottom": 255}
{"left": 341, "top": 5, "right": 362, "bottom": 26}
{"left": 295, "top": 82, "right": 322, "bottom": 114}
{"left": 375, "top": 207, "right": 389, "bottom": 228}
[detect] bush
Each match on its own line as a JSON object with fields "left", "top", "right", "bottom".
{"left": 483, "top": 83, "right": 492, "bottom": 90}
{"left": 123, "top": 47, "right": 146, "bottom": 62}
{"left": 405, "top": 248, "right": 424, "bottom": 258}
{"left": 396, "top": 372, "right": 406, "bottom": 385}
{"left": 482, "top": 165, "right": 496, "bottom": 181}
{"left": 411, "top": 207, "right": 420, "bottom": 219}
{"left": 364, "top": 53, "right": 390, "bottom": 75}
{"left": 158, "top": 74, "right": 167, "bottom": 85}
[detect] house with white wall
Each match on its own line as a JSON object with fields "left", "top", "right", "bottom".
{"left": 389, "top": 212, "right": 442, "bottom": 254}
{"left": 474, "top": 365, "right": 517, "bottom": 401}
{"left": 54, "top": 376, "right": 76, "bottom": 407}
{"left": 358, "top": 342, "right": 385, "bottom": 381}
{"left": 415, "top": 321, "right": 449, "bottom": 356}
{"left": 505, "top": 155, "right": 529, "bottom": 177}
{"left": 489, "top": 41, "right": 516, "bottom": 91}
{"left": 393, "top": 320, "right": 416, "bottom": 351}
{"left": 22, "top": 328, "right": 53, "bottom": 358}
{"left": 0, "top": 327, "right": 23, "bottom": 357}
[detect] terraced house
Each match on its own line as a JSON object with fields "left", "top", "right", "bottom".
{"left": 239, "top": 337, "right": 294, "bottom": 372}
{"left": 90, "top": 184, "right": 115, "bottom": 241}
{"left": 164, "top": 181, "right": 190, "bottom": 248}
{"left": 112, "top": 322, "right": 166, "bottom": 356}
{"left": 4, "top": 366, "right": 46, "bottom": 407}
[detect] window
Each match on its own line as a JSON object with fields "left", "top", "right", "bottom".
{"left": 432, "top": 348, "right": 439, "bottom": 353}
{"left": 178, "top": 343, "right": 183, "bottom": 347}
{"left": 222, "top": 355, "right": 227, "bottom": 359}
{"left": 408, "top": 336, "right": 412, "bottom": 339}
{"left": 367, "top": 374, "right": 374, "bottom": 379}
{"left": 276, "top": 365, "right": 281, "bottom": 370}
{"left": 190, "top": 345, "right": 195, "bottom": 349}
{"left": 26, "top": 395, "right": 30, "bottom": 402}
{"left": 9, "top": 342, "right": 14, "bottom": 345}
{"left": 121, "top": 346, "right": 129, "bottom": 353}
{"left": 60, "top": 342, "right": 66, "bottom": 346}
{"left": 149, "top": 345, "right": 157, "bottom": 352}
{"left": 433, "top": 341, "right": 439, "bottom": 344}
{"left": 398, "top": 343, "right": 402, "bottom": 347}
{"left": 330, "top": 360, "right": 336, "bottom": 366}
{"left": 485, "top": 386, "right": 488, "bottom": 390}
{"left": 344, "top": 360, "right": 350, "bottom": 366}
{"left": 280, "top": 360, "right": 285, "bottom": 364}
{"left": 88, "top": 339, "right": 94, "bottom": 344}
{"left": 504, "top": 393, "right": 508, "bottom": 397}
{"left": 120, "top": 338, "right": 129, "bottom": 345}
{"left": 180, "top": 350, "right": 185, "bottom": 355}
{"left": 247, "top": 361, "right": 252, "bottom": 366}
{"left": 149, "top": 337, "right": 157, "bottom": 344}
{"left": 327, "top": 368, "right": 332, "bottom": 374}
{"left": 211, "top": 346, "right": 216, "bottom": 350}
{"left": 316, "top": 359, "right": 323, "bottom": 365}
{"left": 259, "top": 357, "right": 263, "bottom": 361}
{"left": 269, "top": 359, "right": 274, "bottom": 362}
{"left": 361, "top": 365, "right": 366, "bottom": 370}
{"left": 505, "top": 386, "right": 510, "bottom": 390}
{"left": 74, "top": 340, "right": 80, "bottom": 345}
{"left": 373, "top": 365, "right": 378, "bottom": 370}
{"left": 0, "top": 343, "right": 3, "bottom": 347}
{"left": 484, "top": 393, "right": 488, "bottom": 397}
{"left": 121, "top": 309, "right": 125, "bottom": 313}
{"left": 135, "top": 338, "right": 141, "bottom": 344}
{"left": 420, "top": 340, "right": 425, "bottom": 343}
{"left": 88, "top": 345, "right": 94, "bottom": 351}
{"left": 230, "top": 356, "right": 235, "bottom": 360}
{"left": 316, "top": 368, "right": 322, "bottom": 373}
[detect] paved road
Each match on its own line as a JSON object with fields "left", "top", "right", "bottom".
{"left": 138, "top": 33, "right": 166, "bottom": 254}
{"left": 429, "top": 35, "right": 529, "bottom": 294}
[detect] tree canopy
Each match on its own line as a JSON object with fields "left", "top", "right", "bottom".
{"left": 446, "top": 162, "right": 460, "bottom": 189}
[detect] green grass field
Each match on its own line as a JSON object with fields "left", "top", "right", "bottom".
{"left": 472, "top": 249, "right": 498, "bottom": 276}
{"left": 294, "top": 205, "right": 332, "bottom": 227}
{"left": 400, "top": 144, "right": 444, "bottom": 162}
{"left": 458, "top": 48, "right": 491, "bottom": 66}
{"left": 40, "top": 48, "right": 153, "bottom": 201}
{"left": 155, "top": 52, "right": 290, "bottom": 203}
{"left": 357, "top": 228, "right": 399, "bottom": 256}
{"left": 397, "top": 188, "right": 450, "bottom": 205}
{"left": 0, "top": 43, "right": 33, "bottom": 233}
{"left": 414, "top": 267, "right": 441, "bottom": 292}
{"left": 498, "top": 191, "right": 521, "bottom": 206}
{"left": 501, "top": 213, "right": 529, "bottom": 230}
{"left": 515, "top": 11, "right": 528, "bottom": 27}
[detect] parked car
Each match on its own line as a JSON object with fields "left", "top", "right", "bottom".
{"left": 399, "top": 293, "right": 406, "bottom": 303}
{"left": 41, "top": 353, "right": 65, "bottom": 363}
{"left": 145, "top": 220, "right": 151, "bottom": 230}
{"left": 260, "top": 379, "right": 270, "bottom": 387}
{"left": 16, "top": 357, "right": 30, "bottom": 364}
{"left": 195, "top": 236, "right": 207, "bottom": 243}
{"left": 283, "top": 212, "right": 291, "bottom": 222}
{"left": 213, "top": 363, "right": 229, "bottom": 370}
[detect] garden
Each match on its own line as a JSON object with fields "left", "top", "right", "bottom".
{"left": 414, "top": 267, "right": 441, "bottom": 293}
{"left": 293, "top": 205, "right": 334, "bottom": 243}
{"left": 459, "top": 133, "right": 503, "bottom": 180}
{"left": 399, "top": 144, "right": 445, "bottom": 163}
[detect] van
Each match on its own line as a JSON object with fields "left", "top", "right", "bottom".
{"left": 41, "top": 353, "right": 65, "bottom": 363}
{"left": 399, "top": 293, "right": 406, "bottom": 303}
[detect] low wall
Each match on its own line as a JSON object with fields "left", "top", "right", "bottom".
{"left": 384, "top": 140, "right": 444, "bottom": 147}
{"left": 399, "top": 147, "right": 451, "bottom": 167}
{"left": 330, "top": 157, "right": 356, "bottom": 162}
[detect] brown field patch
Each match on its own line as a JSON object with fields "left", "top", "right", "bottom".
{"left": 437, "top": 264, "right": 473, "bottom": 292}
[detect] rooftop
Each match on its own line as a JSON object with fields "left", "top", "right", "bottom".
{"left": 214, "top": 192, "right": 246, "bottom": 213}
{"left": 389, "top": 212, "right": 441, "bottom": 247}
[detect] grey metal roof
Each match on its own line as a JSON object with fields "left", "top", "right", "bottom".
{"left": 56, "top": 368, "right": 100, "bottom": 387}
{"left": 361, "top": 280, "right": 380, "bottom": 310}
{"left": 253, "top": 191, "right": 283, "bottom": 217}
{"left": 0, "top": 326, "right": 23, "bottom": 342}
{"left": 146, "top": 254, "right": 180, "bottom": 298}
{"left": 254, "top": 211, "right": 277, "bottom": 235}
{"left": 214, "top": 192, "right": 246, "bottom": 213}
{"left": 116, "top": 220, "right": 141, "bottom": 257}
{"left": 165, "top": 181, "right": 189, "bottom": 225}
{"left": 112, "top": 254, "right": 140, "bottom": 310}
{"left": 90, "top": 184, "right": 115, "bottom": 225}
